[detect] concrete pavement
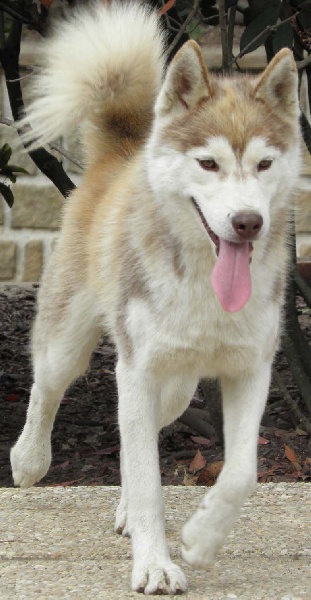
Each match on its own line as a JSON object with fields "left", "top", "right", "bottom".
{"left": 0, "top": 483, "right": 310, "bottom": 599}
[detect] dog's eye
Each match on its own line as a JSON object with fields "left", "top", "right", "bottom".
{"left": 257, "top": 159, "right": 273, "bottom": 172}
{"left": 197, "top": 159, "right": 219, "bottom": 172}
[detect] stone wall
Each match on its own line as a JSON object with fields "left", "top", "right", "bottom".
{"left": 0, "top": 37, "right": 310, "bottom": 282}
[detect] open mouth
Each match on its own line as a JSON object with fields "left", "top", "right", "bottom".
{"left": 191, "top": 197, "right": 253, "bottom": 258}
{"left": 191, "top": 197, "right": 254, "bottom": 313}
{"left": 191, "top": 197, "right": 220, "bottom": 255}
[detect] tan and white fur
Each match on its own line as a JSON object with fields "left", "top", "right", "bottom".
{"left": 11, "top": 1, "right": 301, "bottom": 595}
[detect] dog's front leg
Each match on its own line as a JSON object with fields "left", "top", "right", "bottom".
{"left": 116, "top": 358, "right": 187, "bottom": 595}
{"left": 182, "top": 361, "right": 271, "bottom": 568}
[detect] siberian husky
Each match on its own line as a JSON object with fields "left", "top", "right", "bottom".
{"left": 11, "top": 1, "right": 301, "bottom": 594}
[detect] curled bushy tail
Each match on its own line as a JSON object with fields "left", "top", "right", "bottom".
{"left": 20, "top": 2, "right": 165, "bottom": 163}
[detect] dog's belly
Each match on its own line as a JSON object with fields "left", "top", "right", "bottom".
{"left": 149, "top": 340, "right": 261, "bottom": 379}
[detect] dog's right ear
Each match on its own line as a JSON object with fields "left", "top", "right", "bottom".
{"left": 155, "top": 40, "right": 214, "bottom": 117}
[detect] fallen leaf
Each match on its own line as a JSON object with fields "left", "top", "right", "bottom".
{"left": 257, "top": 464, "right": 282, "bottom": 481}
{"left": 274, "top": 428, "right": 288, "bottom": 438}
{"left": 295, "top": 427, "right": 308, "bottom": 436}
{"left": 196, "top": 461, "right": 224, "bottom": 486}
{"left": 189, "top": 449, "right": 206, "bottom": 474}
{"left": 159, "top": 0, "right": 175, "bottom": 16}
{"left": 284, "top": 444, "right": 301, "bottom": 471}
{"left": 183, "top": 470, "right": 197, "bottom": 486}
{"left": 258, "top": 436, "right": 270, "bottom": 445}
{"left": 51, "top": 477, "right": 84, "bottom": 487}
{"left": 100, "top": 444, "right": 120, "bottom": 454}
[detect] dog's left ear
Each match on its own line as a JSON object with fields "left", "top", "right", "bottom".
{"left": 254, "top": 48, "right": 299, "bottom": 120}
{"left": 155, "top": 40, "right": 214, "bottom": 117}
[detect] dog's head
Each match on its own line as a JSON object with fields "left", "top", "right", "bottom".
{"left": 146, "top": 43, "right": 301, "bottom": 311}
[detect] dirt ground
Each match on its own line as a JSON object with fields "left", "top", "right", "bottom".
{"left": 0, "top": 284, "right": 310, "bottom": 489}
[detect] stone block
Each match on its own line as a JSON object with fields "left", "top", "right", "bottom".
{"left": 0, "top": 125, "right": 37, "bottom": 176}
{"left": 23, "top": 240, "right": 43, "bottom": 282}
{"left": 11, "top": 184, "right": 63, "bottom": 230}
{"left": 298, "top": 257, "right": 311, "bottom": 286}
{"left": 298, "top": 238, "right": 311, "bottom": 258}
{"left": 295, "top": 190, "right": 311, "bottom": 233}
{"left": 0, "top": 241, "right": 16, "bottom": 280}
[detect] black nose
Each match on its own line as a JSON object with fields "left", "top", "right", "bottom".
{"left": 231, "top": 212, "right": 263, "bottom": 240}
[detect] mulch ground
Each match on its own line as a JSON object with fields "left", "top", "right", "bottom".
{"left": 0, "top": 284, "right": 310, "bottom": 489}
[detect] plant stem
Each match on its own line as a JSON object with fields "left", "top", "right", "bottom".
{"left": 167, "top": 0, "right": 200, "bottom": 57}
{"left": 219, "top": 0, "right": 229, "bottom": 72}
{"left": 0, "top": 1, "right": 75, "bottom": 198}
{"left": 274, "top": 370, "right": 311, "bottom": 434}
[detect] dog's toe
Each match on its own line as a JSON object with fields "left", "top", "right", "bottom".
{"left": 132, "top": 561, "right": 187, "bottom": 595}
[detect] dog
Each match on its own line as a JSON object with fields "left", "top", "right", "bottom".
{"left": 10, "top": 1, "right": 301, "bottom": 594}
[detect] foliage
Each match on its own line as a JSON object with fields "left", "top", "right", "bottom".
{"left": 240, "top": 0, "right": 311, "bottom": 57}
{"left": 0, "top": 143, "right": 28, "bottom": 207}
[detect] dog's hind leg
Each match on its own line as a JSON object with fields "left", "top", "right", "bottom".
{"left": 181, "top": 360, "right": 271, "bottom": 568}
{"left": 11, "top": 288, "right": 101, "bottom": 488}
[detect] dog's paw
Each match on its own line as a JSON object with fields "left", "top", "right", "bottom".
{"left": 10, "top": 433, "right": 51, "bottom": 488}
{"left": 132, "top": 561, "right": 187, "bottom": 595}
{"left": 181, "top": 508, "right": 220, "bottom": 569}
{"left": 114, "top": 501, "right": 130, "bottom": 537}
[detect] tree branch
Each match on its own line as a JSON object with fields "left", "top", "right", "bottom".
{"left": 0, "top": 1, "right": 40, "bottom": 30}
{"left": 282, "top": 333, "right": 311, "bottom": 416}
{"left": 0, "top": 2, "right": 75, "bottom": 198}
{"left": 294, "top": 266, "right": 311, "bottom": 308}
{"left": 273, "top": 370, "right": 311, "bottom": 434}
{"left": 296, "top": 54, "right": 311, "bottom": 71}
{"left": 219, "top": 0, "right": 229, "bottom": 72}
{"left": 200, "top": 379, "right": 224, "bottom": 445}
{"left": 178, "top": 407, "right": 215, "bottom": 440}
{"left": 0, "top": 118, "right": 83, "bottom": 171}
{"left": 229, "top": 13, "right": 297, "bottom": 66}
{"left": 167, "top": 0, "right": 200, "bottom": 57}
{"left": 227, "top": 4, "right": 237, "bottom": 73}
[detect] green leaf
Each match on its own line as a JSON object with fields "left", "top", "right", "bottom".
{"left": 0, "top": 182, "right": 14, "bottom": 207}
{"left": 189, "top": 24, "right": 204, "bottom": 42}
{"left": 273, "top": 20, "right": 293, "bottom": 53}
{"left": 240, "top": 4, "right": 281, "bottom": 55}
{"left": 0, "top": 143, "right": 12, "bottom": 169}
{"left": 0, "top": 167, "right": 17, "bottom": 183}
{"left": 6, "top": 165, "right": 29, "bottom": 175}
{"left": 244, "top": 0, "right": 279, "bottom": 26}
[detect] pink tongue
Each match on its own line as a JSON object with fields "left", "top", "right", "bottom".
{"left": 211, "top": 239, "right": 251, "bottom": 312}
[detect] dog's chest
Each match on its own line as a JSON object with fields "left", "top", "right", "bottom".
{"left": 125, "top": 272, "right": 277, "bottom": 378}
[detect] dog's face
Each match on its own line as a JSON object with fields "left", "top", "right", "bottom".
{"left": 147, "top": 44, "right": 300, "bottom": 240}
{"left": 146, "top": 43, "right": 300, "bottom": 311}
